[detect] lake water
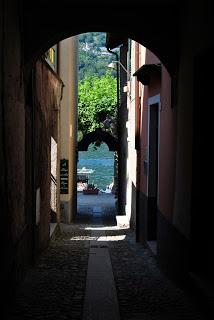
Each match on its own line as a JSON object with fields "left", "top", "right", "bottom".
{"left": 77, "top": 143, "right": 114, "bottom": 190}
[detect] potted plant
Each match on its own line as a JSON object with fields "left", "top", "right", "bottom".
{"left": 83, "top": 183, "right": 99, "bottom": 195}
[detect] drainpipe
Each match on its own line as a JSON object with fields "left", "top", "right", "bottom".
{"left": 107, "top": 47, "right": 120, "bottom": 213}
{"left": 135, "top": 42, "right": 141, "bottom": 242}
{"left": 31, "top": 65, "right": 36, "bottom": 261}
{"left": 107, "top": 48, "right": 120, "bottom": 118}
{"left": 69, "top": 36, "right": 79, "bottom": 222}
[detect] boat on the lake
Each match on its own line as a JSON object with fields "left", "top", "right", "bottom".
{"left": 77, "top": 167, "right": 114, "bottom": 194}
{"left": 77, "top": 167, "right": 95, "bottom": 192}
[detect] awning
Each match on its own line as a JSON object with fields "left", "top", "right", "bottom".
{"left": 133, "top": 63, "right": 161, "bottom": 85}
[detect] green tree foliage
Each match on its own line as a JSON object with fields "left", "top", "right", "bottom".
{"left": 78, "top": 72, "right": 117, "bottom": 138}
{"left": 78, "top": 32, "right": 119, "bottom": 147}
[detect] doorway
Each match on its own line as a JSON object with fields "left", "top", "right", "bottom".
{"left": 147, "top": 98, "right": 160, "bottom": 253}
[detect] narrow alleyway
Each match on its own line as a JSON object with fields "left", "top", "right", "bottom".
{"left": 7, "top": 197, "right": 209, "bottom": 320}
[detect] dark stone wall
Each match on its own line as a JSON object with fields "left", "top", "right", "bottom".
{"left": 34, "top": 59, "right": 63, "bottom": 254}
{"left": 157, "top": 210, "right": 190, "bottom": 287}
{"left": 0, "top": 2, "right": 63, "bottom": 305}
{"left": 4, "top": 0, "right": 25, "bottom": 251}
{"left": 25, "top": 103, "right": 34, "bottom": 261}
{"left": 191, "top": 47, "right": 214, "bottom": 281}
{"left": 0, "top": 0, "right": 28, "bottom": 308}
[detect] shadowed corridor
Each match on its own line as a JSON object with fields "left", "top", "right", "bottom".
{"left": 7, "top": 195, "right": 209, "bottom": 320}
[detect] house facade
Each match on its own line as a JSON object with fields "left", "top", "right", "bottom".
{"left": 106, "top": 35, "right": 198, "bottom": 285}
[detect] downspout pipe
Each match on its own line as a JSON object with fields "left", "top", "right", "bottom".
{"left": 107, "top": 48, "right": 120, "bottom": 116}
{"left": 134, "top": 42, "right": 141, "bottom": 242}
{"left": 107, "top": 47, "right": 120, "bottom": 213}
{"left": 31, "top": 65, "right": 36, "bottom": 262}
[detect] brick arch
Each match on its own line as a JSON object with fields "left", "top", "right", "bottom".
{"left": 78, "top": 129, "right": 118, "bottom": 151}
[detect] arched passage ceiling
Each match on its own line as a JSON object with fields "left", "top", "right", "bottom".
{"left": 23, "top": 0, "right": 182, "bottom": 76}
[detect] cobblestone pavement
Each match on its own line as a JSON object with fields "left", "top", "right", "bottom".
{"left": 7, "top": 223, "right": 91, "bottom": 320}
{"left": 7, "top": 205, "right": 210, "bottom": 320}
{"left": 107, "top": 228, "right": 209, "bottom": 320}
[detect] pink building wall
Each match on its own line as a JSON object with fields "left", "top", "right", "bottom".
{"left": 138, "top": 49, "right": 177, "bottom": 222}
{"left": 159, "top": 66, "right": 177, "bottom": 222}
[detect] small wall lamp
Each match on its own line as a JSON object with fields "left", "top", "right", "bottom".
{"left": 108, "top": 61, "right": 131, "bottom": 98}
{"left": 108, "top": 61, "right": 130, "bottom": 75}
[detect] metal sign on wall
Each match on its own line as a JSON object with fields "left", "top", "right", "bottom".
{"left": 60, "top": 159, "right": 69, "bottom": 194}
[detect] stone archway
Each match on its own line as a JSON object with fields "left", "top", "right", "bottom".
{"left": 23, "top": 1, "right": 180, "bottom": 76}
{"left": 78, "top": 129, "right": 118, "bottom": 151}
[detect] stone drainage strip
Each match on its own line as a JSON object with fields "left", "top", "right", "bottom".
{"left": 82, "top": 206, "right": 121, "bottom": 320}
